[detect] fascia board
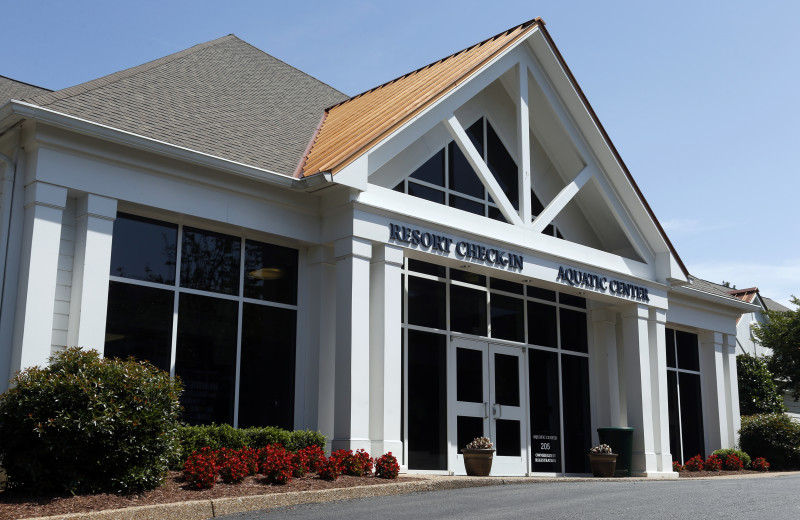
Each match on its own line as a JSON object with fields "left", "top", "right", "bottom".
{"left": 6, "top": 100, "right": 297, "bottom": 189}
{"left": 526, "top": 33, "right": 673, "bottom": 262}
{"left": 357, "top": 184, "right": 656, "bottom": 281}
{"left": 672, "top": 285, "right": 761, "bottom": 313}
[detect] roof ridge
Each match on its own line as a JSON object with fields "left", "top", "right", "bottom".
{"left": 324, "top": 17, "right": 542, "bottom": 112}
{"left": 0, "top": 75, "right": 52, "bottom": 92}
{"left": 234, "top": 39, "right": 348, "bottom": 98}
{"left": 25, "top": 34, "right": 239, "bottom": 106}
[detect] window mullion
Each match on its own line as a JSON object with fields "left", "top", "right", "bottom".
{"left": 169, "top": 224, "right": 183, "bottom": 378}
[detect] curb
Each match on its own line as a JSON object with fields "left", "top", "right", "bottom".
{"left": 25, "top": 471, "right": 800, "bottom": 520}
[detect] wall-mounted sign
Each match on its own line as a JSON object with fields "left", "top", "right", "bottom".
{"left": 388, "top": 223, "right": 523, "bottom": 271}
{"left": 556, "top": 265, "right": 649, "bottom": 302}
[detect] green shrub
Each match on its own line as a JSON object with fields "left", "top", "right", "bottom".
{"left": 737, "top": 354, "right": 786, "bottom": 415}
{"left": 711, "top": 448, "right": 751, "bottom": 469}
{"left": 0, "top": 348, "right": 182, "bottom": 493}
{"left": 739, "top": 413, "right": 800, "bottom": 470}
{"left": 174, "top": 424, "right": 325, "bottom": 468}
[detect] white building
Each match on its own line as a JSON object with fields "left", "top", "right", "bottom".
{"left": 0, "top": 19, "right": 756, "bottom": 477}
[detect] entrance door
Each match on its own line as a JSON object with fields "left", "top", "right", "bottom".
{"left": 450, "top": 338, "right": 527, "bottom": 475}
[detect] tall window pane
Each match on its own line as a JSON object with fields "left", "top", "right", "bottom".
{"left": 176, "top": 294, "right": 238, "bottom": 425}
{"left": 181, "top": 227, "right": 241, "bottom": 295}
{"left": 239, "top": 304, "right": 296, "bottom": 429}
{"left": 104, "top": 281, "right": 173, "bottom": 372}
{"left": 562, "top": 354, "right": 591, "bottom": 473}
{"left": 486, "top": 123, "right": 518, "bottom": 209}
{"left": 110, "top": 213, "right": 177, "bottom": 284}
{"left": 243, "top": 240, "right": 298, "bottom": 305}
{"left": 407, "top": 276, "right": 446, "bottom": 329}
{"left": 408, "top": 330, "right": 447, "bottom": 470}
{"left": 530, "top": 349, "right": 561, "bottom": 472}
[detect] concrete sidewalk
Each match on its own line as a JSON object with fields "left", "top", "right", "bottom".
{"left": 28, "top": 472, "right": 800, "bottom": 520}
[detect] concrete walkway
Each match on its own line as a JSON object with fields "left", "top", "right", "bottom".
{"left": 27, "top": 472, "right": 800, "bottom": 520}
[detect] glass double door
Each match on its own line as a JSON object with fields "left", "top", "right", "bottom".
{"left": 449, "top": 338, "right": 527, "bottom": 476}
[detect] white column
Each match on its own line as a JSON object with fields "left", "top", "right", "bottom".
{"left": 9, "top": 181, "right": 67, "bottom": 375}
{"left": 700, "top": 331, "right": 728, "bottom": 453}
{"left": 724, "top": 334, "right": 741, "bottom": 448}
{"left": 648, "top": 308, "right": 675, "bottom": 474}
{"left": 517, "top": 63, "right": 532, "bottom": 223}
{"left": 591, "top": 308, "right": 621, "bottom": 430}
{"left": 621, "top": 303, "right": 658, "bottom": 475}
{"left": 369, "top": 244, "right": 404, "bottom": 459}
{"left": 332, "top": 237, "right": 372, "bottom": 452}
{"left": 306, "top": 246, "right": 336, "bottom": 448}
{"left": 67, "top": 194, "right": 117, "bottom": 352}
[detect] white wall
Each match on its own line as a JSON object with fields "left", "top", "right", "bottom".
{"left": 52, "top": 197, "right": 75, "bottom": 355}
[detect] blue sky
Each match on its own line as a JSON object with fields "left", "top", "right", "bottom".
{"left": 3, "top": 0, "right": 798, "bottom": 306}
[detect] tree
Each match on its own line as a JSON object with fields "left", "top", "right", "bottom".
{"left": 736, "top": 354, "right": 785, "bottom": 415}
{"left": 753, "top": 296, "right": 800, "bottom": 401}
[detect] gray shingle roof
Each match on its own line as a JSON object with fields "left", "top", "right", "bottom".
{"left": 23, "top": 35, "right": 349, "bottom": 176}
{"left": 763, "top": 297, "right": 791, "bottom": 313}
{"left": 686, "top": 276, "right": 743, "bottom": 303}
{"left": 0, "top": 75, "right": 51, "bottom": 106}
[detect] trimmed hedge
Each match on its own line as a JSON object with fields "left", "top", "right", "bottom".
{"left": 739, "top": 414, "right": 800, "bottom": 470}
{"left": 711, "top": 448, "right": 751, "bottom": 469}
{"left": 173, "top": 424, "right": 325, "bottom": 468}
{"left": 0, "top": 348, "right": 182, "bottom": 493}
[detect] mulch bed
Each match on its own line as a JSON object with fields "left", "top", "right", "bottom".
{"left": 678, "top": 469, "right": 762, "bottom": 478}
{"left": 0, "top": 471, "right": 417, "bottom": 520}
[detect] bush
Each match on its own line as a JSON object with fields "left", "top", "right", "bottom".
{"left": 704, "top": 455, "right": 723, "bottom": 471}
{"left": 184, "top": 447, "right": 218, "bottom": 489}
{"left": 684, "top": 455, "right": 704, "bottom": 471}
{"left": 174, "top": 424, "right": 325, "bottom": 467}
{"left": 258, "top": 444, "right": 294, "bottom": 484}
{"left": 0, "top": 348, "right": 182, "bottom": 493}
{"left": 375, "top": 452, "right": 400, "bottom": 479}
{"left": 739, "top": 414, "right": 800, "bottom": 470}
{"left": 318, "top": 456, "right": 340, "bottom": 481}
{"left": 723, "top": 454, "right": 743, "bottom": 471}
{"left": 301, "top": 445, "right": 326, "bottom": 472}
{"left": 711, "top": 449, "right": 751, "bottom": 469}
{"left": 217, "top": 448, "right": 249, "bottom": 484}
{"left": 672, "top": 461, "right": 682, "bottom": 472}
{"left": 751, "top": 457, "right": 770, "bottom": 471}
{"left": 737, "top": 354, "right": 786, "bottom": 415}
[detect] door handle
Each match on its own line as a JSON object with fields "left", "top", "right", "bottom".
{"left": 484, "top": 402, "right": 489, "bottom": 419}
{"left": 492, "top": 404, "right": 501, "bottom": 419}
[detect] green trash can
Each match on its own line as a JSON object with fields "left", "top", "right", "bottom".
{"left": 597, "top": 427, "right": 634, "bottom": 477}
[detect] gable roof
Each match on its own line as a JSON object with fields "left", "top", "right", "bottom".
{"left": 0, "top": 75, "right": 50, "bottom": 106}
{"left": 300, "top": 19, "right": 542, "bottom": 178}
{"left": 22, "top": 35, "right": 348, "bottom": 177}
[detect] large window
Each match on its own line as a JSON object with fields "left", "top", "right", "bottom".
{"left": 395, "top": 117, "right": 564, "bottom": 238}
{"left": 394, "top": 118, "right": 516, "bottom": 223}
{"left": 666, "top": 328, "right": 704, "bottom": 463}
{"left": 402, "top": 258, "right": 590, "bottom": 473}
{"left": 105, "top": 213, "right": 298, "bottom": 429}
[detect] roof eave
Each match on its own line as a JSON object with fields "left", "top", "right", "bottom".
{"left": 4, "top": 100, "right": 299, "bottom": 189}
{"left": 672, "top": 284, "right": 761, "bottom": 312}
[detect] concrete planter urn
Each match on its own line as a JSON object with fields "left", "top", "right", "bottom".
{"left": 588, "top": 444, "right": 618, "bottom": 478}
{"left": 462, "top": 437, "right": 495, "bottom": 476}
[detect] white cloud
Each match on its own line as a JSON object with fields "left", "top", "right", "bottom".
{"left": 690, "top": 259, "right": 800, "bottom": 308}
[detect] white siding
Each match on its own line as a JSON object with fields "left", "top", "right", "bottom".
{"left": 51, "top": 197, "right": 76, "bottom": 355}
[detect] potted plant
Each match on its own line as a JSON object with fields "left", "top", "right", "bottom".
{"left": 588, "top": 444, "right": 618, "bottom": 477}
{"left": 462, "top": 437, "right": 495, "bottom": 476}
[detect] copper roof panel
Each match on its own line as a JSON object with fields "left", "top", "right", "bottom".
{"left": 301, "top": 19, "right": 541, "bottom": 177}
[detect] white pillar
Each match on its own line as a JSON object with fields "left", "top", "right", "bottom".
{"left": 591, "top": 308, "right": 621, "bottom": 430}
{"left": 621, "top": 303, "right": 658, "bottom": 475}
{"left": 369, "top": 244, "right": 404, "bottom": 459}
{"left": 648, "top": 308, "right": 675, "bottom": 474}
{"left": 9, "top": 181, "right": 67, "bottom": 375}
{"left": 67, "top": 194, "right": 117, "bottom": 352}
{"left": 700, "top": 331, "right": 728, "bottom": 453}
{"left": 724, "top": 334, "right": 741, "bottom": 448}
{"left": 332, "top": 237, "right": 372, "bottom": 452}
{"left": 306, "top": 246, "right": 336, "bottom": 448}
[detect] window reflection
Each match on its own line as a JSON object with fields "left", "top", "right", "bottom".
{"left": 110, "top": 213, "right": 177, "bottom": 284}
{"left": 181, "top": 227, "right": 241, "bottom": 295}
